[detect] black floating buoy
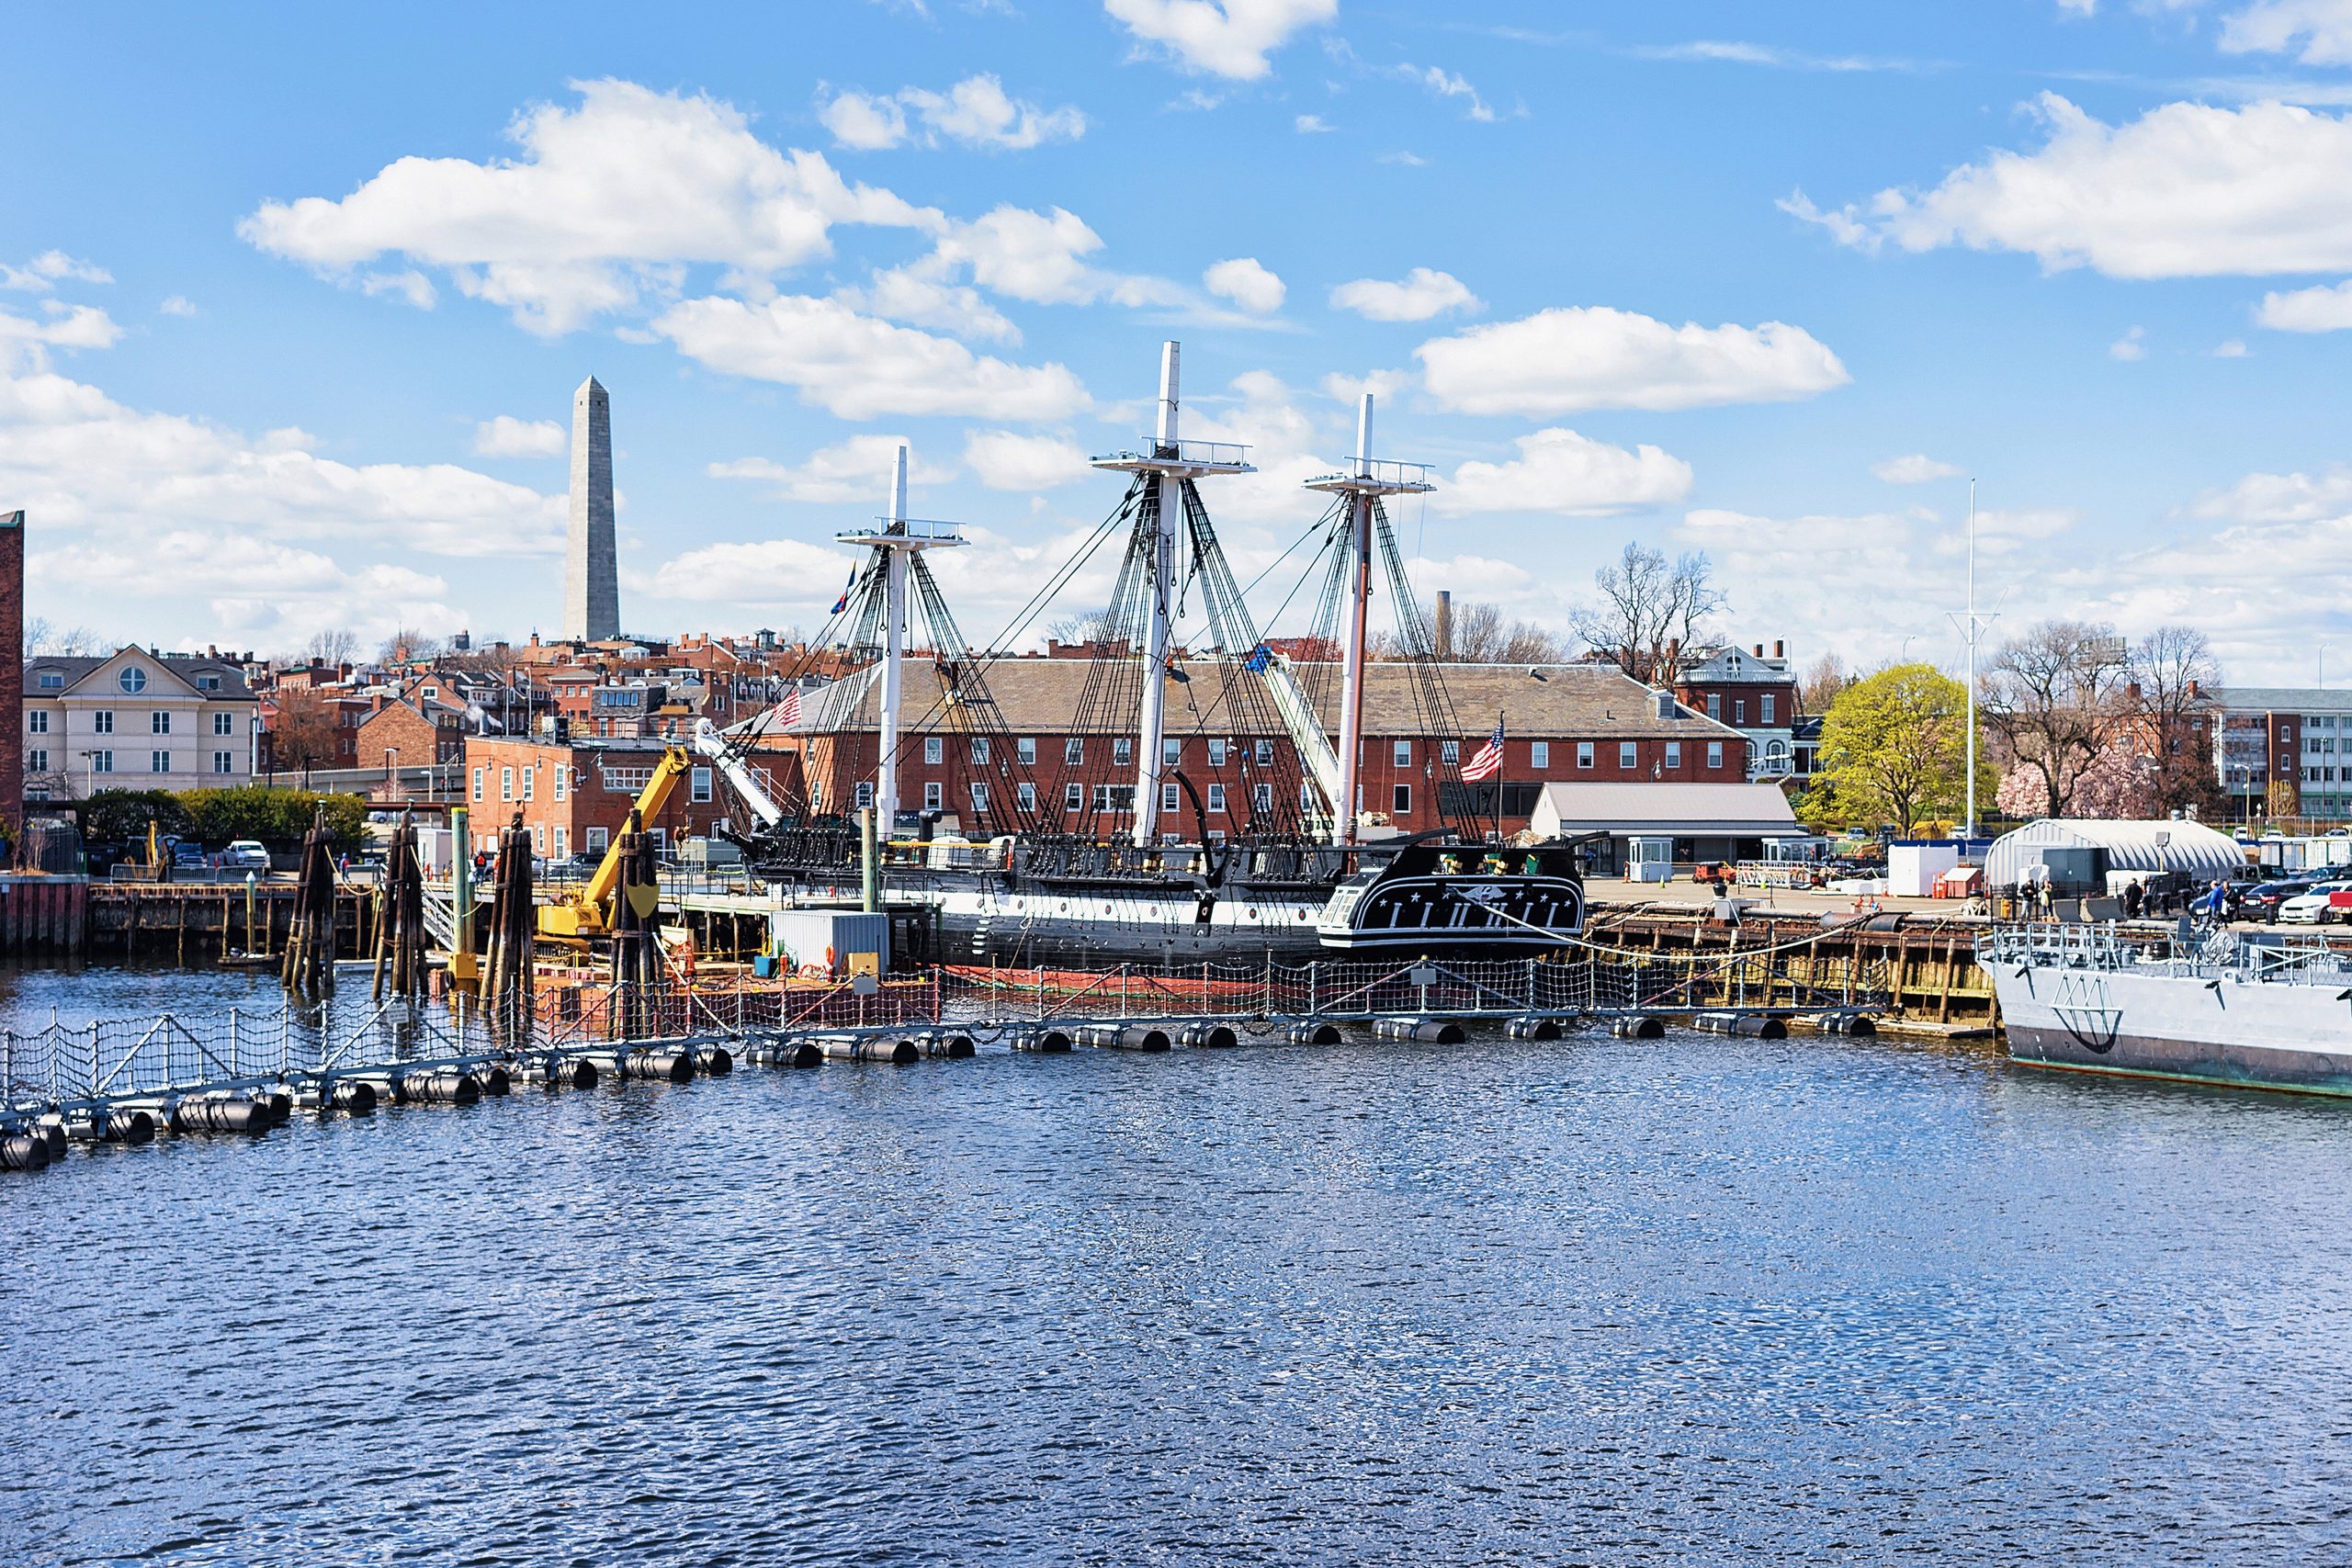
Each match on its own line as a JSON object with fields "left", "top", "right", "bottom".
{"left": 1286, "top": 1020, "right": 1342, "bottom": 1046}
{"left": 1372, "top": 1017, "right": 1466, "bottom": 1044}
{"left": 1697, "top": 1012, "right": 1787, "bottom": 1039}
{"left": 326, "top": 1078, "right": 379, "bottom": 1113}
{"left": 471, "top": 1065, "right": 513, "bottom": 1097}
{"left": 1506, "top": 1015, "right": 1565, "bottom": 1042}
{"left": 622, "top": 1049, "right": 695, "bottom": 1083}
{"left": 0, "top": 1132, "right": 50, "bottom": 1170}
{"left": 1010, "top": 1028, "right": 1073, "bottom": 1054}
{"left": 853, "top": 1035, "right": 921, "bottom": 1064}
{"left": 1610, "top": 1016, "right": 1666, "bottom": 1040}
{"left": 1177, "top": 1022, "right": 1238, "bottom": 1049}
{"left": 694, "top": 1044, "right": 736, "bottom": 1077}
{"left": 252, "top": 1089, "right": 293, "bottom": 1125}
{"left": 398, "top": 1068, "right": 481, "bottom": 1105}
{"left": 748, "top": 1039, "right": 823, "bottom": 1068}
{"left": 1077, "top": 1023, "right": 1171, "bottom": 1053}
{"left": 34, "top": 1121, "right": 65, "bottom": 1160}
{"left": 928, "top": 1032, "right": 976, "bottom": 1059}
{"left": 102, "top": 1108, "right": 156, "bottom": 1145}
{"left": 1816, "top": 1012, "right": 1878, "bottom": 1037}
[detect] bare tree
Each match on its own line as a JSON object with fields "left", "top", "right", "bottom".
{"left": 1046, "top": 610, "right": 1113, "bottom": 646}
{"left": 2129, "top": 625, "right": 2225, "bottom": 814}
{"left": 1982, "top": 620, "right": 2132, "bottom": 816}
{"left": 1568, "top": 542, "right": 1724, "bottom": 684}
{"left": 1374, "top": 598, "right": 1569, "bottom": 663}
{"left": 378, "top": 626, "right": 445, "bottom": 664}
{"left": 268, "top": 688, "right": 342, "bottom": 785}
{"left": 304, "top": 627, "right": 359, "bottom": 666}
{"left": 1798, "top": 652, "right": 1849, "bottom": 716}
{"left": 24, "top": 617, "right": 100, "bottom": 657}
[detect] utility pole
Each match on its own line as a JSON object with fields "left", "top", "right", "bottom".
{"left": 1947, "top": 479, "right": 1996, "bottom": 839}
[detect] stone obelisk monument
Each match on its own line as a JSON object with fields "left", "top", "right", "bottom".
{"left": 564, "top": 376, "right": 619, "bottom": 641}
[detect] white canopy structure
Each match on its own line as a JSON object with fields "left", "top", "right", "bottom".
{"left": 1984, "top": 818, "right": 2245, "bottom": 886}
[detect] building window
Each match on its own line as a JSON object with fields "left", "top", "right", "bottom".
{"left": 213, "top": 711, "right": 233, "bottom": 736}
{"left": 553, "top": 766, "right": 565, "bottom": 801}
{"left": 1018, "top": 781, "right": 1036, "bottom": 812}
{"left": 472, "top": 767, "right": 483, "bottom": 801}
{"left": 1619, "top": 742, "right": 1637, "bottom": 769}
{"left": 1164, "top": 739, "right": 1182, "bottom": 767}
{"left": 1392, "top": 783, "right": 1411, "bottom": 814}
{"left": 970, "top": 781, "right": 989, "bottom": 811}
{"left": 26, "top": 711, "right": 45, "bottom": 735}
{"left": 91, "top": 750, "right": 113, "bottom": 773}
{"left": 1114, "top": 739, "right": 1132, "bottom": 765}
{"left": 586, "top": 826, "right": 608, "bottom": 853}
{"left": 1707, "top": 741, "right": 1724, "bottom": 769}
{"left": 213, "top": 750, "right": 233, "bottom": 774}
{"left": 1734, "top": 699, "right": 1746, "bottom": 725}
{"left": 1393, "top": 740, "right": 1412, "bottom": 767}
{"left": 501, "top": 767, "right": 514, "bottom": 800}
{"left": 1577, "top": 741, "right": 1594, "bottom": 769}
{"left": 92, "top": 711, "right": 113, "bottom": 735}
{"left": 150, "top": 711, "right": 169, "bottom": 734}
{"left": 1530, "top": 740, "right": 1549, "bottom": 770}
{"left": 1254, "top": 782, "right": 1272, "bottom": 812}
{"left": 1065, "top": 738, "right": 1083, "bottom": 764}
{"left": 119, "top": 666, "right": 146, "bottom": 694}
{"left": 1018, "top": 738, "right": 1036, "bottom": 765}
{"left": 553, "top": 827, "right": 567, "bottom": 858}
{"left": 1761, "top": 694, "right": 1775, "bottom": 725}
{"left": 1707, "top": 694, "right": 1722, "bottom": 719}
{"left": 26, "top": 749, "right": 45, "bottom": 773}
{"left": 924, "top": 735, "right": 944, "bottom": 764}
{"left": 924, "top": 781, "right": 943, "bottom": 809}
{"left": 531, "top": 824, "right": 545, "bottom": 852}
{"left": 1208, "top": 739, "right": 1227, "bottom": 767}
{"left": 36, "top": 671, "right": 60, "bottom": 689}
{"left": 1066, "top": 781, "right": 1084, "bottom": 812}
{"left": 1207, "top": 783, "right": 1227, "bottom": 812}
{"left": 151, "top": 750, "right": 170, "bottom": 773}
{"left": 854, "top": 781, "right": 875, "bottom": 810}
{"left": 971, "top": 737, "right": 990, "bottom": 764}
{"left": 522, "top": 766, "right": 534, "bottom": 802}
{"left": 1255, "top": 740, "right": 1274, "bottom": 765}
{"left": 1665, "top": 741, "right": 1681, "bottom": 768}
{"left": 684, "top": 766, "right": 708, "bottom": 803}
{"left": 1161, "top": 782, "right": 1181, "bottom": 813}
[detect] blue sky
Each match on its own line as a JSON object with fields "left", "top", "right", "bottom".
{"left": 6, "top": 0, "right": 2352, "bottom": 682}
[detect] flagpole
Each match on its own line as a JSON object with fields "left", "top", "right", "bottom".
{"left": 1493, "top": 708, "right": 1505, "bottom": 846}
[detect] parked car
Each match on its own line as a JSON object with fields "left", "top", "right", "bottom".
{"left": 221, "top": 840, "right": 271, "bottom": 871}
{"left": 166, "top": 839, "right": 207, "bottom": 869}
{"left": 2241, "top": 882, "right": 2301, "bottom": 923}
{"left": 2278, "top": 884, "right": 2352, "bottom": 925}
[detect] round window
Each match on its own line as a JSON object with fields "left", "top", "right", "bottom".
{"left": 119, "top": 666, "right": 146, "bottom": 694}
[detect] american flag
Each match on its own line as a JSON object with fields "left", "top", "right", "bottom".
{"left": 769, "top": 687, "right": 802, "bottom": 729}
{"left": 1459, "top": 718, "right": 1505, "bottom": 783}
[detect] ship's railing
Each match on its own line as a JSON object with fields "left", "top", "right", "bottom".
{"left": 1984, "top": 919, "right": 2352, "bottom": 986}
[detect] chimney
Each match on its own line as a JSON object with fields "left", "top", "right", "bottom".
{"left": 1753, "top": 643, "right": 1764, "bottom": 658}
{"left": 1433, "top": 591, "right": 1453, "bottom": 660}
{"left": 2188, "top": 679, "right": 2201, "bottom": 698}
{"left": 1772, "top": 639, "right": 1784, "bottom": 660}
{"left": 2127, "top": 681, "right": 2143, "bottom": 704}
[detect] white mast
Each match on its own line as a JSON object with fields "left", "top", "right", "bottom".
{"left": 837, "top": 445, "right": 961, "bottom": 835}
{"left": 1306, "top": 392, "right": 1434, "bottom": 845}
{"left": 1092, "top": 342, "right": 1253, "bottom": 850}
{"left": 1947, "top": 478, "right": 1995, "bottom": 839}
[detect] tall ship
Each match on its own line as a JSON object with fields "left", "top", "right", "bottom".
{"left": 695, "top": 343, "right": 1589, "bottom": 966}
{"left": 1980, "top": 922, "right": 2352, "bottom": 1097}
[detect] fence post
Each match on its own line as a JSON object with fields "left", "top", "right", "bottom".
{"left": 229, "top": 1007, "right": 240, "bottom": 1077}
{"left": 1308, "top": 961, "right": 1317, "bottom": 1017}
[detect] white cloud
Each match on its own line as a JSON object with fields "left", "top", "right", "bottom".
{"left": 361, "top": 270, "right": 438, "bottom": 310}
{"left": 1319, "top": 367, "right": 1414, "bottom": 405}
{"left": 2222, "top": 0, "right": 2352, "bottom": 64}
{"left": 1935, "top": 506, "right": 2081, "bottom": 556}
{"left": 0, "top": 303, "right": 123, "bottom": 356}
{"left": 2191, "top": 465, "right": 2352, "bottom": 522}
{"left": 2216, "top": 337, "right": 2253, "bottom": 355}
{"left": 1295, "top": 113, "right": 1333, "bottom": 132}
{"left": 1433, "top": 427, "right": 1693, "bottom": 517}
{"left": 1786, "top": 95, "right": 2352, "bottom": 279}
{"left": 1102, "top": 0, "right": 1337, "bottom": 80}
{"left": 1872, "top": 454, "right": 1963, "bottom": 483}
{"left": 1329, "top": 267, "right": 1481, "bottom": 321}
{"left": 158, "top": 296, "right": 198, "bottom": 318}
{"left": 655, "top": 293, "right": 1089, "bottom": 419}
{"left": 819, "top": 73, "right": 1087, "bottom": 152}
{"left": 1203, "top": 256, "right": 1285, "bottom": 312}
{"left": 1399, "top": 64, "right": 1495, "bottom": 121}
{"left": 708, "top": 434, "right": 955, "bottom": 503}
{"left": 1417, "top": 305, "right": 1849, "bottom": 415}
{"left": 0, "top": 252, "right": 111, "bottom": 292}
{"left": 1377, "top": 151, "right": 1430, "bottom": 167}
{"left": 2110, "top": 324, "right": 2148, "bottom": 360}
{"left": 837, "top": 266, "right": 1020, "bottom": 342}
{"left": 240, "top": 79, "right": 935, "bottom": 335}
{"left": 643, "top": 539, "right": 861, "bottom": 604}
{"left": 2256, "top": 277, "right": 2352, "bottom": 330}
{"left": 472, "top": 415, "right": 566, "bottom": 457}
{"left": 962, "top": 429, "right": 1093, "bottom": 490}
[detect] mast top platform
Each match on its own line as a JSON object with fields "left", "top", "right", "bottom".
{"left": 1092, "top": 438, "right": 1255, "bottom": 478}
{"left": 836, "top": 516, "right": 967, "bottom": 549}
{"left": 1303, "top": 457, "right": 1435, "bottom": 497}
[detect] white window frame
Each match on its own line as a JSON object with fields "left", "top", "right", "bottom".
{"left": 92, "top": 711, "right": 113, "bottom": 735}
{"left": 1619, "top": 742, "right": 1637, "bottom": 770}
{"left": 151, "top": 750, "right": 170, "bottom": 773}
{"left": 1530, "top": 740, "right": 1549, "bottom": 769}
{"left": 472, "top": 766, "right": 484, "bottom": 801}
{"left": 1761, "top": 694, "right": 1776, "bottom": 725}
{"left": 521, "top": 766, "right": 534, "bottom": 802}
{"left": 213, "top": 711, "right": 233, "bottom": 736}
{"left": 151, "top": 711, "right": 170, "bottom": 735}
{"left": 1577, "top": 741, "right": 1594, "bottom": 769}
{"left": 1665, "top": 741, "right": 1681, "bottom": 769}
{"left": 1707, "top": 741, "right": 1724, "bottom": 769}
{"left": 854, "top": 781, "right": 875, "bottom": 810}
{"left": 1163, "top": 739, "right": 1182, "bottom": 767}
{"left": 1161, "top": 782, "right": 1180, "bottom": 813}
{"left": 924, "top": 735, "right": 944, "bottom": 765}
{"left": 502, "top": 766, "right": 514, "bottom": 800}
{"left": 1206, "top": 783, "right": 1226, "bottom": 813}
{"left": 1017, "top": 781, "right": 1037, "bottom": 811}
{"left": 1065, "top": 738, "right": 1083, "bottom": 764}
{"left": 970, "top": 781, "right": 989, "bottom": 811}
{"left": 1017, "top": 738, "right": 1037, "bottom": 765}
{"left": 1114, "top": 739, "right": 1132, "bottom": 765}
{"left": 26, "top": 711, "right": 45, "bottom": 734}
{"left": 689, "top": 766, "right": 713, "bottom": 803}
{"left": 553, "top": 766, "right": 566, "bottom": 801}
{"left": 1393, "top": 740, "right": 1412, "bottom": 767}
{"left": 1207, "top": 739, "right": 1227, "bottom": 767}
{"left": 91, "top": 750, "right": 114, "bottom": 773}
{"left": 923, "top": 781, "right": 943, "bottom": 809}
{"left": 25, "top": 748, "right": 44, "bottom": 773}
{"left": 1254, "top": 782, "right": 1272, "bottom": 812}
{"left": 213, "top": 750, "right": 233, "bottom": 775}
{"left": 1066, "top": 781, "right": 1084, "bottom": 812}
{"left": 1392, "top": 782, "right": 1411, "bottom": 814}
{"left": 970, "top": 737, "right": 989, "bottom": 764}
{"left": 586, "top": 826, "right": 609, "bottom": 853}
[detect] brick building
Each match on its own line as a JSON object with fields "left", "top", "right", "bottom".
{"left": 1671, "top": 641, "right": 1801, "bottom": 782}
{"left": 753, "top": 659, "right": 1745, "bottom": 840}
{"left": 461, "top": 735, "right": 736, "bottom": 862}
{"left": 0, "top": 513, "right": 21, "bottom": 838}
{"left": 2209, "top": 687, "right": 2351, "bottom": 821}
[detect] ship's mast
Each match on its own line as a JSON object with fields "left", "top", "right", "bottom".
{"left": 1092, "top": 342, "right": 1253, "bottom": 849}
{"left": 838, "top": 446, "right": 962, "bottom": 834}
{"left": 1306, "top": 393, "right": 1434, "bottom": 844}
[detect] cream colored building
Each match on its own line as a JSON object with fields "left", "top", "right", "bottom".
{"left": 23, "top": 647, "right": 259, "bottom": 801}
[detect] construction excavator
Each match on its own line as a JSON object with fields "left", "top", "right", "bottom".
{"left": 534, "top": 742, "right": 694, "bottom": 942}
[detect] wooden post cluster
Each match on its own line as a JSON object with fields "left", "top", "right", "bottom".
{"left": 369, "top": 812, "right": 429, "bottom": 1005}
{"left": 280, "top": 810, "right": 340, "bottom": 1003}
{"left": 480, "top": 813, "right": 537, "bottom": 1038}
{"left": 607, "top": 812, "right": 663, "bottom": 1041}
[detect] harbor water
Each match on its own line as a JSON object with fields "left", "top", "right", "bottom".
{"left": 6, "top": 967, "right": 2351, "bottom": 1564}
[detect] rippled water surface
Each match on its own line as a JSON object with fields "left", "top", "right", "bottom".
{"left": 6, "top": 968, "right": 2352, "bottom": 1565}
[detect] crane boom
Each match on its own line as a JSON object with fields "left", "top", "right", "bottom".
{"left": 692, "top": 719, "right": 786, "bottom": 829}
{"left": 538, "top": 742, "right": 695, "bottom": 940}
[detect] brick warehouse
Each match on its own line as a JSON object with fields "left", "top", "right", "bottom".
{"left": 462, "top": 735, "right": 738, "bottom": 862}
{"left": 745, "top": 659, "right": 1747, "bottom": 839}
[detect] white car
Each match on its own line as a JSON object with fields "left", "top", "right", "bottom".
{"left": 2277, "top": 884, "right": 2352, "bottom": 924}
{"left": 221, "top": 840, "right": 271, "bottom": 871}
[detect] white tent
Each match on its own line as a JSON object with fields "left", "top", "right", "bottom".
{"left": 1984, "top": 818, "right": 2245, "bottom": 887}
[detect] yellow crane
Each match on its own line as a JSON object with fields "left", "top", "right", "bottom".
{"left": 535, "top": 743, "right": 694, "bottom": 941}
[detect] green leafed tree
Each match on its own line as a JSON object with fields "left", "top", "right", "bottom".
{"left": 1805, "top": 663, "right": 1986, "bottom": 835}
